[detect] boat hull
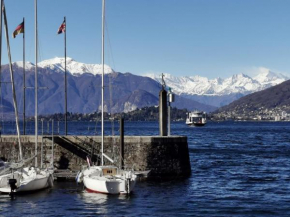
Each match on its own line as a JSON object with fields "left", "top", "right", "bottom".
{"left": 84, "top": 177, "right": 120, "bottom": 194}
{"left": 186, "top": 123, "right": 206, "bottom": 127}
{"left": 84, "top": 176, "right": 136, "bottom": 195}
{"left": 18, "top": 175, "right": 51, "bottom": 192}
{"left": 0, "top": 169, "right": 53, "bottom": 194}
{"left": 81, "top": 166, "right": 137, "bottom": 195}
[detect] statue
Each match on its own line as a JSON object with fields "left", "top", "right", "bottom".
{"left": 161, "top": 73, "right": 166, "bottom": 90}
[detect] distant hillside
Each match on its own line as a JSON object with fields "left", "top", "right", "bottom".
{"left": 37, "top": 106, "right": 188, "bottom": 122}
{"left": 213, "top": 79, "right": 290, "bottom": 119}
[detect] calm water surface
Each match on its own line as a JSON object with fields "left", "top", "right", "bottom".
{"left": 1, "top": 121, "right": 290, "bottom": 216}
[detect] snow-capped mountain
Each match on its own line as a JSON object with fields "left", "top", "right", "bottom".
{"left": 145, "top": 69, "right": 289, "bottom": 97}
{"left": 0, "top": 59, "right": 216, "bottom": 116}
{"left": 14, "top": 61, "right": 35, "bottom": 70}
{"left": 15, "top": 58, "right": 288, "bottom": 97}
{"left": 253, "top": 67, "right": 288, "bottom": 85}
{"left": 12, "top": 57, "right": 290, "bottom": 109}
{"left": 15, "top": 57, "right": 114, "bottom": 76}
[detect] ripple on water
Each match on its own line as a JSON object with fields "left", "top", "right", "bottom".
{"left": 1, "top": 121, "right": 290, "bottom": 216}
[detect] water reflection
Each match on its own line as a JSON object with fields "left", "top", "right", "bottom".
{"left": 0, "top": 194, "right": 10, "bottom": 211}
{"left": 0, "top": 188, "right": 53, "bottom": 216}
{"left": 80, "top": 190, "right": 109, "bottom": 205}
{"left": 78, "top": 190, "right": 133, "bottom": 215}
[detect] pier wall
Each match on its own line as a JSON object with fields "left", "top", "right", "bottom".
{"left": 0, "top": 135, "right": 191, "bottom": 178}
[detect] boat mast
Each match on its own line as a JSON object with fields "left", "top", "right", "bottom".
{"left": 101, "top": 0, "right": 105, "bottom": 166}
{"left": 35, "top": 0, "right": 38, "bottom": 167}
{"left": 23, "top": 17, "right": 25, "bottom": 135}
{"left": 64, "top": 16, "right": 67, "bottom": 135}
{"left": 0, "top": 0, "right": 2, "bottom": 136}
{"left": 2, "top": 2, "right": 23, "bottom": 161}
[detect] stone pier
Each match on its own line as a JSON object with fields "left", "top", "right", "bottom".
{"left": 0, "top": 135, "right": 191, "bottom": 178}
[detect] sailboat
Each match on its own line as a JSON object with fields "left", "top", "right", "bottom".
{"left": 0, "top": 0, "right": 53, "bottom": 194}
{"left": 76, "top": 0, "right": 137, "bottom": 194}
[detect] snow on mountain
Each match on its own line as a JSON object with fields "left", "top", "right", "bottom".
{"left": 12, "top": 57, "right": 289, "bottom": 99}
{"left": 145, "top": 70, "right": 289, "bottom": 96}
{"left": 37, "top": 57, "right": 114, "bottom": 75}
{"left": 220, "top": 73, "right": 261, "bottom": 94}
{"left": 253, "top": 67, "right": 288, "bottom": 85}
{"left": 14, "top": 61, "right": 35, "bottom": 71}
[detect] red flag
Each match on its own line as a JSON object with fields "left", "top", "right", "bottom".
{"left": 86, "top": 156, "right": 92, "bottom": 167}
{"left": 57, "top": 20, "right": 65, "bottom": 34}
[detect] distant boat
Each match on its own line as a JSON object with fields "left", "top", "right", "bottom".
{"left": 186, "top": 110, "right": 207, "bottom": 126}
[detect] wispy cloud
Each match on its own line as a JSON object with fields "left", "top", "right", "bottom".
{"left": 241, "top": 66, "right": 290, "bottom": 78}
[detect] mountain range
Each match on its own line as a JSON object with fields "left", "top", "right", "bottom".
{"left": 1, "top": 57, "right": 288, "bottom": 117}
{"left": 0, "top": 57, "right": 215, "bottom": 117}
{"left": 146, "top": 68, "right": 288, "bottom": 107}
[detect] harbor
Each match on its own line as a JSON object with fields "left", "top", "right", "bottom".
{"left": 0, "top": 69, "right": 191, "bottom": 181}
{"left": 0, "top": 0, "right": 193, "bottom": 197}
{"left": 1, "top": 0, "right": 290, "bottom": 215}
{"left": 0, "top": 134, "right": 191, "bottom": 179}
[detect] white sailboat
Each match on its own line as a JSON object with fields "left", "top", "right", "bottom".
{"left": 77, "top": 0, "right": 137, "bottom": 194}
{"left": 0, "top": 0, "right": 53, "bottom": 194}
{"left": 0, "top": 166, "right": 53, "bottom": 193}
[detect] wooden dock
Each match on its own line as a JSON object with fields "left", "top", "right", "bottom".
{"left": 54, "top": 169, "right": 79, "bottom": 180}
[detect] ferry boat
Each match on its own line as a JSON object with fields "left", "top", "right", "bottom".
{"left": 186, "top": 111, "right": 207, "bottom": 126}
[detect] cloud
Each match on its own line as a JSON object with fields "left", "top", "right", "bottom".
{"left": 243, "top": 66, "right": 290, "bottom": 78}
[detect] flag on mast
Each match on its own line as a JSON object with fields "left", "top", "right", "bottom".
{"left": 86, "top": 156, "right": 92, "bottom": 167}
{"left": 57, "top": 19, "right": 66, "bottom": 34}
{"left": 12, "top": 21, "right": 24, "bottom": 38}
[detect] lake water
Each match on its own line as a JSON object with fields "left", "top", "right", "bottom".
{"left": 1, "top": 121, "right": 290, "bottom": 216}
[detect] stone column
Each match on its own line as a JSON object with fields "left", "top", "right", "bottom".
{"left": 120, "top": 117, "right": 124, "bottom": 169}
{"left": 159, "top": 89, "right": 168, "bottom": 136}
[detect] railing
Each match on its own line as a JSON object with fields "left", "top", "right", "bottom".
{"left": 0, "top": 120, "right": 119, "bottom": 136}
{"left": 43, "top": 135, "right": 100, "bottom": 162}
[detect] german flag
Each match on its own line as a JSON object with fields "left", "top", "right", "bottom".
{"left": 12, "top": 21, "right": 24, "bottom": 38}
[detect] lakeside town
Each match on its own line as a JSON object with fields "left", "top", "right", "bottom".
{"left": 26, "top": 105, "right": 290, "bottom": 122}
{"left": 211, "top": 106, "right": 290, "bottom": 121}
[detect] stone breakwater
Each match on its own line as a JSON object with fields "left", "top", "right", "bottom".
{"left": 0, "top": 135, "right": 191, "bottom": 178}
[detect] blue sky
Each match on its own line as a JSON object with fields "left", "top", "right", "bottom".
{"left": 3, "top": 0, "right": 290, "bottom": 78}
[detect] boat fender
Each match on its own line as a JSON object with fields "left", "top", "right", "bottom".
{"left": 48, "top": 174, "right": 54, "bottom": 187}
{"left": 125, "top": 179, "right": 131, "bottom": 194}
{"left": 76, "top": 171, "right": 83, "bottom": 183}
